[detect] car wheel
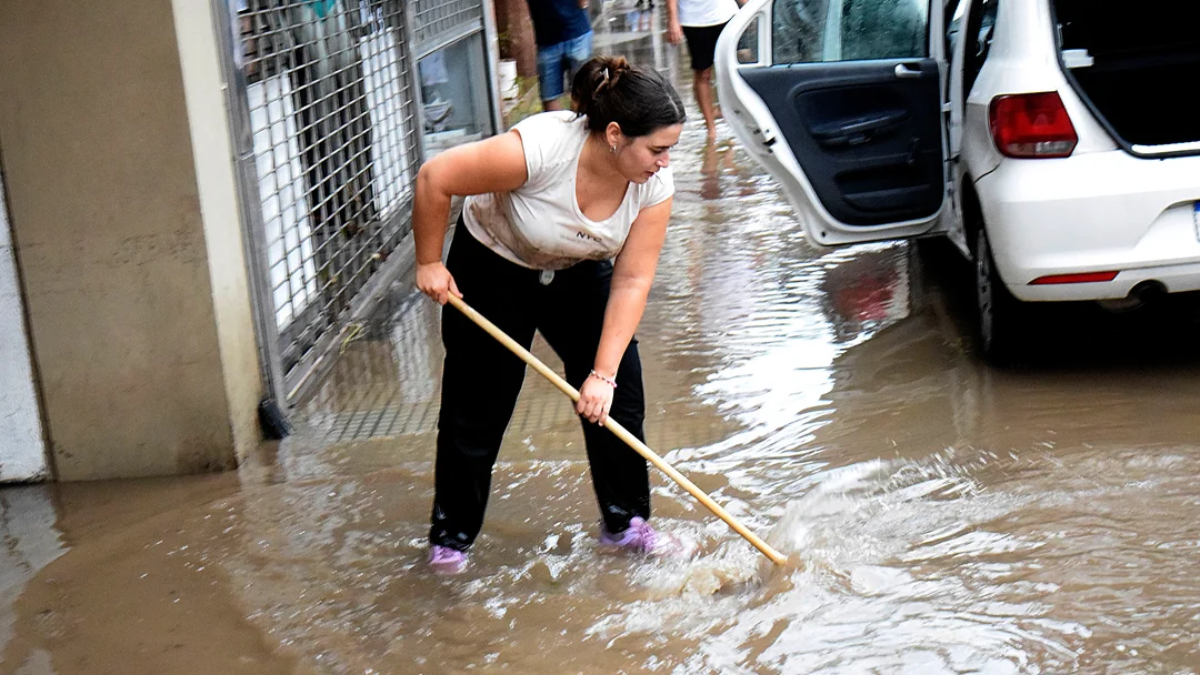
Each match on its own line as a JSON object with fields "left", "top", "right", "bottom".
{"left": 975, "top": 228, "right": 1022, "bottom": 363}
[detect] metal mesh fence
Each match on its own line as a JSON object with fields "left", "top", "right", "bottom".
{"left": 412, "top": 0, "right": 485, "bottom": 50}
{"left": 236, "top": 0, "right": 422, "bottom": 399}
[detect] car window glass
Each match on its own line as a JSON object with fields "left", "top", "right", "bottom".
{"left": 772, "top": 0, "right": 929, "bottom": 64}
{"left": 738, "top": 16, "right": 762, "bottom": 63}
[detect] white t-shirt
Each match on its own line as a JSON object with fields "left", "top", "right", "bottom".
{"left": 677, "top": 0, "right": 739, "bottom": 27}
{"left": 463, "top": 111, "right": 674, "bottom": 271}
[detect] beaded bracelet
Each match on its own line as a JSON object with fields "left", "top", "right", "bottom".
{"left": 589, "top": 370, "right": 618, "bottom": 389}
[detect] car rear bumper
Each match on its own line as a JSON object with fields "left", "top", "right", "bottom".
{"left": 976, "top": 151, "right": 1200, "bottom": 302}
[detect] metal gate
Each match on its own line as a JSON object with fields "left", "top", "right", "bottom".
{"left": 216, "top": 0, "right": 496, "bottom": 411}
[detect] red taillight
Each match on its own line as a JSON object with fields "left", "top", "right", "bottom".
{"left": 989, "top": 92, "right": 1078, "bottom": 158}
{"left": 1029, "top": 271, "right": 1119, "bottom": 285}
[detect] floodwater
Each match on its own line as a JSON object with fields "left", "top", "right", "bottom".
{"left": 5, "top": 5, "right": 1200, "bottom": 675}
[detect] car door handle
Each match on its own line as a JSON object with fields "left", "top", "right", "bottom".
{"left": 810, "top": 110, "right": 909, "bottom": 147}
{"left": 894, "top": 63, "right": 923, "bottom": 79}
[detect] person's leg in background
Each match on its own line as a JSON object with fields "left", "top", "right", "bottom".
{"left": 694, "top": 66, "right": 717, "bottom": 142}
{"left": 563, "top": 29, "right": 594, "bottom": 94}
{"left": 537, "top": 40, "right": 568, "bottom": 111}
{"left": 682, "top": 22, "right": 728, "bottom": 142}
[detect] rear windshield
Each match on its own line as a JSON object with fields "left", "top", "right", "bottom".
{"left": 1054, "top": 1, "right": 1200, "bottom": 55}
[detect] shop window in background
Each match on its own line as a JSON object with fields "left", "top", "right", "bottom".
{"left": 419, "top": 33, "right": 494, "bottom": 156}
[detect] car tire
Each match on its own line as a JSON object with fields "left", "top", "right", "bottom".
{"left": 975, "top": 228, "right": 1022, "bottom": 363}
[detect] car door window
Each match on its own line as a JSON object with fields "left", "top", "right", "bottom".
{"left": 738, "top": 16, "right": 762, "bottom": 64}
{"left": 772, "top": 0, "right": 929, "bottom": 64}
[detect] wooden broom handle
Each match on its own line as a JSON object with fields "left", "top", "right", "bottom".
{"left": 447, "top": 294, "right": 787, "bottom": 565}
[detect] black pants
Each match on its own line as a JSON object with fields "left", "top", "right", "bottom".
{"left": 682, "top": 21, "right": 728, "bottom": 72}
{"left": 429, "top": 221, "right": 650, "bottom": 551}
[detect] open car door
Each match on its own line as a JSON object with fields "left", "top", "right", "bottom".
{"left": 716, "top": 0, "right": 947, "bottom": 246}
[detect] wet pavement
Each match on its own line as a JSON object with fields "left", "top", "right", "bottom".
{"left": 5, "top": 5, "right": 1200, "bottom": 674}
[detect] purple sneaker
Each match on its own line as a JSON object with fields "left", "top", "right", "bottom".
{"left": 599, "top": 517, "right": 684, "bottom": 557}
{"left": 429, "top": 545, "right": 467, "bottom": 574}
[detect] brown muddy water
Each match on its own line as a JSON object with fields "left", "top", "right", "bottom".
{"left": 5, "top": 10, "right": 1200, "bottom": 675}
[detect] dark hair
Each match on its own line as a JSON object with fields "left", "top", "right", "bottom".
{"left": 571, "top": 56, "right": 686, "bottom": 137}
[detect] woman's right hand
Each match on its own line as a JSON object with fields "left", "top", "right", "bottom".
{"left": 417, "top": 261, "right": 462, "bottom": 305}
{"left": 667, "top": 20, "right": 683, "bottom": 44}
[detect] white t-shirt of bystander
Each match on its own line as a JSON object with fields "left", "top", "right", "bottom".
{"left": 677, "top": 0, "right": 739, "bottom": 27}
{"left": 462, "top": 110, "right": 674, "bottom": 271}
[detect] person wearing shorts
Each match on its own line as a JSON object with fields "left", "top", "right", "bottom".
{"left": 527, "top": 0, "right": 594, "bottom": 111}
{"left": 666, "top": 0, "right": 741, "bottom": 141}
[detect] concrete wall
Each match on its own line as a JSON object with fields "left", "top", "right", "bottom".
{"left": 170, "top": 0, "right": 265, "bottom": 474}
{"left": 0, "top": 167, "right": 48, "bottom": 482}
{"left": 0, "top": 0, "right": 262, "bottom": 480}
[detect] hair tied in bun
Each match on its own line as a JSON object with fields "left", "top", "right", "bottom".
{"left": 569, "top": 55, "right": 687, "bottom": 137}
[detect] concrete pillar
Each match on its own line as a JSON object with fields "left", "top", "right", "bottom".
{"left": 0, "top": 0, "right": 263, "bottom": 481}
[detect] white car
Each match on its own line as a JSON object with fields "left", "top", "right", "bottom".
{"left": 715, "top": 0, "right": 1200, "bottom": 361}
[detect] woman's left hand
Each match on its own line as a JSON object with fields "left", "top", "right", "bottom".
{"left": 577, "top": 372, "right": 615, "bottom": 425}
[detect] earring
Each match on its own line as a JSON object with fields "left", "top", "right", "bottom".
{"left": 610, "top": 144, "right": 616, "bottom": 154}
